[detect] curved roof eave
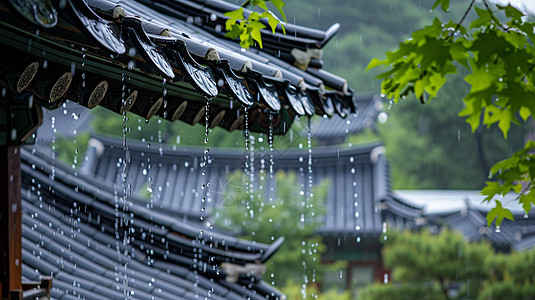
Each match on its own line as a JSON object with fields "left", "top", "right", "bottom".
{"left": 1, "top": 0, "right": 356, "bottom": 136}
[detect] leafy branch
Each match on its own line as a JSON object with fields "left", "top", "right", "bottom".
{"left": 451, "top": 0, "right": 475, "bottom": 33}
{"left": 482, "top": 0, "right": 510, "bottom": 32}
{"left": 367, "top": 0, "right": 535, "bottom": 226}
{"left": 224, "top": 0, "right": 287, "bottom": 49}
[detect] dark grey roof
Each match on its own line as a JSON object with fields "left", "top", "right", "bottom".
{"left": 82, "top": 135, "right": 420, "bottom": 236}
{"left": 394, "top": 190, "right": 535, "bottom": 251}
{"left": 428, "top": 207, "right": 535, "bottom": 251}
{"left": 514, "top": 234, "right": 535, "bottom": 251}
{"left": 2, "top": 0, "right": 356, "bottom": 136}
{"left": 21, "top": 147, "right": 285, "bottom": 299}
{"left": 393, "top": 190, "right": 535, "bottom": 251}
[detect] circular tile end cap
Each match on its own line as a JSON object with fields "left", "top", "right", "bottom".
{"left": 17, "top": 62, "right": 39, "bottom": 93}
{"left": 49, "top": 72, "right": 73, "bottom": 102}
{"left": 192, "top": 105, "right": 206, "bottom": 124}
{"left": 229, "top": 114, "right": 245, "bottom": 131}
{"left": 172, "top": 101, "right": 188, "bottom": 121}
{"left": 120, "top": 90, "right": 138, "bottom": 114}
{"left": 146, "top": 97, "right": 163, "bottom": 119}
{"left": 209, "top": 110, "right": 226, "bottom": 129}
{"left": 88, "top": 81, "right": 108, "bottom": 109}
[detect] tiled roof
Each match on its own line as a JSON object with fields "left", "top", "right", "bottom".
{"left": 396, "top": 190, "right": 535, "bottom": 251}
{"left": 440, "top": 208, "right": 535, "bottom": 250}
{"left": 82, "top": 135, "right": 421, "bottom": 236}
{"left": 1, "top": 0, "right": 356, "bottom": 135}
{"left": 21, "top": 147, "right": 285, "bottom": 299}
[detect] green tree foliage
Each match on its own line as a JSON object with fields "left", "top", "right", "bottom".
{"left": 283, "top": 0, "right": 469, "bottom": 93}
{"left": 480, "top": 249, "right": 535, "bottom": 299}
{"left": 282, "top": 280, "right": 350, "bottom": 300}
{"left": 54, "top": 132, "right": 90, "bottom": 167}
{"left": 377, "top": 76, "right": 526, "bottom": 190}
{"left": 367, "top": 0, "right": 535, "bottom": 225}
{"left": 360, "top": 230, "right": 535, "bottom": 300}
{"left": 86, "top": 0, "right": 524, "bottom": 192}
{"left": 213, "top": 170, "right": 346, "bottom": 294}
{"left": 281, "top": 0, "right": 526, "bottom": 190}
{"left": 86, "top": 0, "right": 529, "bottom": 195}
{"left": 224, "top": 0, "right": 286, "bottom": 49}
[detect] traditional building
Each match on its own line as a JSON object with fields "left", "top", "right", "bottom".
{"left": 395, "top": 190, "right": 535, "bottom": 252}
{"left": 0, "top": 0, "right": 358, "bottom": 298}
{"left": 79, "top": 127, "right": 421, "bottom": 296}
{"left": 22, "top": 146, "right": 287, "bottom": 299}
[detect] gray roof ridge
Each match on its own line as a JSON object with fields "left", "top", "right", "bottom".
{"left": 91, "top": 132, "right": 384, "bottom": 158}
{"left": 21, "top": 146, "right": 283, "bottom": 260}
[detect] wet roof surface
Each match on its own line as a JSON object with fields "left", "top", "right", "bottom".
{"left": 82, "top": 134, "right": 419, "bottom": 236}
{"left": 21, "top": 147, "right": 285, "bottom": 299}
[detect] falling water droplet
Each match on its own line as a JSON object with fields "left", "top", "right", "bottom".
{"left": 269, "top": 113, "right": 275, "bottom": 179}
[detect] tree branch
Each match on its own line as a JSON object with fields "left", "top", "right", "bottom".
{"left": 521, "top": 63, "right": 535, "bottom": 82}
{"left": 483, "top": 0, "right": 510, "bottom": 32}
{"left": 455, "top": 0, "right": 476, "bottom": 33}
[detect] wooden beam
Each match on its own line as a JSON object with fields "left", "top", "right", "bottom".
{"left": 0, "top": 145, "right": 22, "bottom": 299}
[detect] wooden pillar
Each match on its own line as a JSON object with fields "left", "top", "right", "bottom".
{"left": 0, "top": 145, "right": 22, "bottom": 300}
{"left": 0, "top": 59, "right": 44, "bottom": 299}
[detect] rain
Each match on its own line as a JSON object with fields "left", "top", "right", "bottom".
{"left": 2, "top": 0, "right": 535, "bottom": 300}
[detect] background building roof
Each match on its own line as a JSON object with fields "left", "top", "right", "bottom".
{"left": 395, "top": 190, "right": 535, "bottom": 251}
{"left": 82, "top": 134, "right": 419, "bottom": 236}
{"left": 21, "top": 147, "right": 285, "bottom": 299}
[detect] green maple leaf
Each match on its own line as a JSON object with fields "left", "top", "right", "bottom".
{"left": 251, "top": 0, "right": 269, "bottom": 11}
{"left": 486, "top": 200, "right": 514, "bottom": 227}
{"left": 366, "top": 58, "right": 385, "bottom": 72}
{"left": 432, "top": 0, "right": 449, "bottom": 12}
{"left": 224, "top": 8, "right": 245, "bottom": 31}
{"left": 497, "top": 4, "right": 524, "bottom": 20}
{"left": 414, "top": 80, "right": 424, "bottom": 99}
{"left": 470, "top": 7, "right": 492, "bottom": 29}
{"left": 426, "top": 72, "right": 447, "bottom": 98}
{"left": 519, "top": 192, "right": 535, "bottom": 214}
{"left": 239, "top": 27, "right": 251, "bottom": 49}
{"left": 449, "top": 42, "right": 470, "bottom": 69}
{"left": 520, "top": 106, "right": 531, "bottom": 122}
{"left": 481, "top": 181, "right": 503, "bottom": 202}
{"left": 269, "top": 0, "right": 287, "bottom": 22}
{"left": 226, "top": 23, "right": 243, "bottom": 39}
{"left": 458, "top": 96, "right": 484, "bottom": 132}
{"left": 483, "top": 105, "right": 515, "bottom": 139}
{"left": 248, "top": 20, "right": 266, "bottom": 48}
{"left": 465, "top": 68, "right": 498, "bottom": 94}
{"left": 261, "top": 11, "right": 285, "bottom": 34}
